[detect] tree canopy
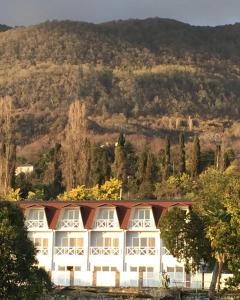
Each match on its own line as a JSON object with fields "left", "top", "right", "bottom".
{"left": 0, "top": 201, "right": 52, "bottom": 299}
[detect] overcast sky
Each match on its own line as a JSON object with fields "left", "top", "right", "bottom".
{"left": 1, "top": 0, "right": 240, "bottom": 27}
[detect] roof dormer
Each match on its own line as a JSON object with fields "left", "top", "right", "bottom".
{"left": 57, "top": 206, "right": 84, "bottom": 230}
{"left": 93, "top": 206, "right": 119, "bottom": 229}
{"left": 128, "top": 206, "right": 156, "bottom": 230}
{"left": 25, "top": 206, "right": 48, "bottom": 230}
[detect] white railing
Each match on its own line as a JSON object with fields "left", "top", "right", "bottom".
{"left": 90, "top": 247, "right": 121, "bottom": 255}
{"left": 162, "top": 247, "right": 171, "bottom": 255}
{"left": 36, "top": 247, "right": 48, "bottom": 255}
{"left": 129, "top": 219, "right": 154, "bottom": 228}
{"left": 55, "top": 247, "right": 84, "bottom": 255}
{"left": 94, "top": 219, "right": 118, "bottom": 228}
{"left": 126, "top": 247, "right": 158, "bottom": 255}
{"left": 26, "top": 220, "right": 46, "bottom": 229}
{"left": 58, "top": 219, "right": 80, "bottom": 229}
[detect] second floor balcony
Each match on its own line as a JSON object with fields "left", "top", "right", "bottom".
{"left": 26, "top": 220, "right": 46, "bottom": 229}
{"left": 58, "top": 219, "right": 81, "bottom": 229}
{"left": 55, "top": 247, "right": 85, "bottom": 255}
{"left": 129, "top": 219, "right": 154, "bottom": 229}
{"left": 94, "top": 219, "right": 118, "bottom": 229}
{"left": 36, "top": 247, "right": 49, "bottom": 255}
{"left": 90, "top": 247, "right": 121, "bottom": 255}
{"left": 126, "top": 247, "right": 158, "bottom": 255}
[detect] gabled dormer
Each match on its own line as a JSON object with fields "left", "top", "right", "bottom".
{"left": 25, "top": 206, "right": 48, "bottom": 230}
{"left": 57, "top": 206, "right": 84, "bottom": 230}
{"left": 93, "top": 205, "right": 119, "bottom": 229}
{"left": 128, "top": 206, "right": 156, "bottom": 230}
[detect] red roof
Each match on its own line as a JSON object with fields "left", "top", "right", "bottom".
{"left": 19, "top": 200, "right": 191, "bottom": 230}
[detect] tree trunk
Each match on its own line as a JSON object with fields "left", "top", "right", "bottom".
{"left": 208, "top": 261, "right": 219, "bottom": 299}
{"left": 216, "top": 254, "right": 224, "bottom": 292}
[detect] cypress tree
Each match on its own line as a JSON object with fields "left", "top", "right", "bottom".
{"left": 191, "top": 136, "right": 201, "bottom": 177}
{"left": 163, "top": 136, "right": 171, "bottom": 180}
{"left": 179, "top": 133, "right": 186, "bottom": 174}
{"left": 113, "top": 132, "right": 127, "bottom": 182}
{"left": 215, "top": 144, "right": 221, "bottom": 170}
{"left": 52, "top": 143, "right": 64, "bottom": 197}
{"left": 118, "top": 132, "right": 125, "bottom": 147}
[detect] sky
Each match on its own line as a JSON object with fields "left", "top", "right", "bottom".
{"left": 0, "top": 0, "right": 240, "bottom": 27}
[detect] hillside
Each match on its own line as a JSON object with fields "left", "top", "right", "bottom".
{"left": 0, "top": 18, "right": 240, "bottom": 156}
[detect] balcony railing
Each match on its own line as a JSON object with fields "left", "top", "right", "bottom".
{"left": 36, "top": 247, "right": 48, "bottom": 255}
{"left": 55, "top": 247, "right": 84, "bottom": 255}
{"left": 90, "top": 247, "right": 121, "bottom": 255}
{"left": 126, "top": 247, "right": 158, "bottom": 255}
{"left": 129, "top": 219, "right": 154, "bottom": 228}
{"left": 58, "top": 219, "right": 80, "bottom": 229}
{"left": 26, "top": 220, "right": 46, "bottom": 229}
{"left": 162, "top": 246, "right": 171, "bottom": 255}
{"left": 94, "top": 219, "right": 118, "bottom": 228}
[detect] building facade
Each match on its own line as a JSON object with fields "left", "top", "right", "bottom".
{"left": 20, "top": 200, "right": 206, "bottom": 288}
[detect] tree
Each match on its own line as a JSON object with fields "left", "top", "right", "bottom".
{"left": 63, "top": 100, "right": 91, "bottom": 190}
{"left": 0, "top": 201, "right": 51, "bottom": 299}
{"left": 160, "top": 168, "right": 240, "bottom": 298}
{"left": 0, "top": 96, "right": 16, "bottom": 196}
{"left": 163, "top": 136, "right": 171, "bottom": 180}
{"left": 190, "top": 136, "right": 201, "bottom": 177}
{"left": 179, "top": 133, "right": 186, "bottom": 174}
{"left": 112, "top": 133, "right": 128, "bottom": 183}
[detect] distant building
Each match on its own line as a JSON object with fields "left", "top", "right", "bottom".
{"left": 15, "top": 164, "right": 34, "bottom": 176}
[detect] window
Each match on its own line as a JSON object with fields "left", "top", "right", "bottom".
{"left": 31, "top": 237, "right": 48, "bottom": 248}
{"left": 130, "top": 266, "right": 154, "bottom": 272}
{"left": 98, "top": 208, "right": 114, "bottom": 219}
{"left": 96, "top": 237, "right": 119, "bottom": 247}
{"left": 29, "top": 209, "right": 44, "bottom": 220}
{"left": 94, "top": 266, "right": 117, "bottom": 272}
{"left": 134, "top": 208, "right": 150, "bottom": 219}
{"left": 61, "top": 237, "right": 83, "bottom": 248}
{"left": 132, "top": 237, "right": 155, "bottom": 247}
{"left": 63, "top": 209, "right": 79, "bottom": 220}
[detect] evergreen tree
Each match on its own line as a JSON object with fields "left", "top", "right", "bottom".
{"left": 113, "top": 133, "right": 127, "bottom": 182}
{"left": 191, "top": 136, "right": 201, "bottom": 177}
{"left": 215, "top": 144, "right": 221, "bottom": 170}
{"left": 90, "top": 144, "right": 111, "bottom": 185}
{"left": 0, "top": 202, "right": 52, "bottom": 299}
{"left": 118, "top": 132, "right": 125, "bottom": 147}
{"left": 222, "top": 151, "right": 231, "bottom": 170}
{"left": 52, "top": 143, "right": 64, "bottom": 197}
{"left": 179, "top": 133, "right": 186, "bottom": 174}
{"left": 163, "top": 136, "right": 171, "bottom": 180}
{"left": 137, "top": 147, "right": 148, "bottom": 183}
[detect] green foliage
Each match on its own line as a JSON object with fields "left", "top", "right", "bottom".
{"left": 160, "top": 207, "right": 213, "bottom": 272}
{"left": 0, "top": 201, "right": 52, "bottom": 299}
{"left": 163, "top": 136, "right": 171, "bottom": 180}
{"left": 190, "top": 136, "right": 201, "bottom": 177}
{"left": 179, "top": 133, "right": 186, "bottom": 174}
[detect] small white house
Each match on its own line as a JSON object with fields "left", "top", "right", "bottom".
{"left": 16, "top": 164, "right": 34, "bottom": 176}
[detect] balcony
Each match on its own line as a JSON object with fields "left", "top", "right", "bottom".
{"left": 26, "top": 220, "right": 46, "bottom": 229}
{"left": 129, "top": 219, "right": 154, "bottom": 228}
{"left": 55, "top": 247, "right": 84, "bottom": 255}
{"left": 94, "top": 219, "right": 118, "bottom": 229}
{"left": 126, "top": 247, "right": 158, "bottom": 255}
{"left": 36, "top": 247, "right": 48, "bottom": 255}
{"left": 58, "top": 219, "right": 80, "bottom": 229}
{"left": 90, "top": 247, "right": 121, "bottom": 255}
{"left": 162, "top": 247, "right": 171, "bottom": 255}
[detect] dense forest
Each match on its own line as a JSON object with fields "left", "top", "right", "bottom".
{"left": 0, "top": 18, "right": 240, "bottom": 152}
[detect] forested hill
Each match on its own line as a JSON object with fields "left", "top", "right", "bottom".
{"left": 1, "top": 18, "right": 240, "bottom": 148}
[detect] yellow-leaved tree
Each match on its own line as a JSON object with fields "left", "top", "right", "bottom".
{"left": 58, "top": 178, "right": 122, "bottom": 201}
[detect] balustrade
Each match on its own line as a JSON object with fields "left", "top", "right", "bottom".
{"left": 129, "top": 219, "right": 154, "bottom": 228}
{"left": 126, "top": 247, "right": 158, "bottom": 255}
{"left": 90, "top": 247, "right": 121, "bottom": 255}
{"left": 55, "top": 247, "right": 84, "bottom": 255}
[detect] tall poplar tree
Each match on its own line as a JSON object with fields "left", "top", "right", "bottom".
{"left": 0, "top": 96, "right": 16, "bottom": 196}
{"left": 191, "top": 136, "right": 201, "bottom": 178}
{"left": 179, "top": 132, "right": 186, "bottom": 174}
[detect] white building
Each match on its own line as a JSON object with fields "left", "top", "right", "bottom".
{"left": 16, "top": 164, "right": 34, "bottom": 176}
{"left": 20, "top": 200, "right": 206, "bottom": 288}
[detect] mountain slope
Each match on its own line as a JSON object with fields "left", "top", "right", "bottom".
{"left": 0, "top": 18, "right": 240, "bottom": 150}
